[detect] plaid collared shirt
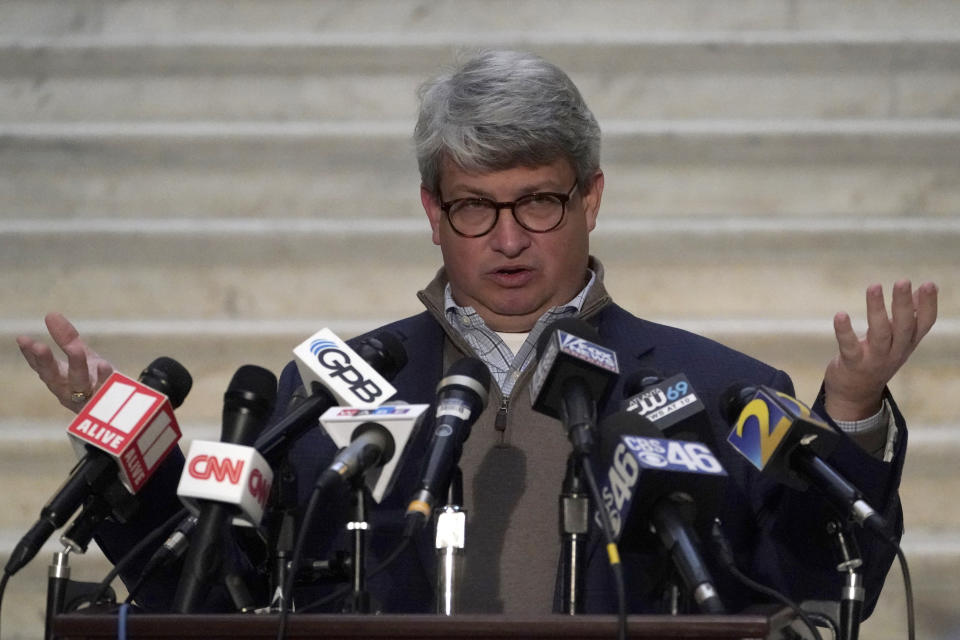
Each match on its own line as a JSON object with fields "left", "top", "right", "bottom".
{"left": 444, "top": 271, "right": 596, "bottom": 397}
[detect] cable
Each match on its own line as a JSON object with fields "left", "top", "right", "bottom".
{"left": 298, "top": 536, "right": 411, "bottom": 613}
{"left": 116, "top": 602, "right": 130, "bottom": 640}
{"left": 710, "top": 520, "right": 824, "bottom": 640}
{"left": 91, "top": 508, "right": 190, "bottom": 607}
{"left": 890, "top": 540, "right": 915, "bottom": 640}
{"left": 805, "top": 612, "right": 840, "bottom": 639}
{"left": 581, "top": 455, "right": 628, "bottom": 640}
{"left": 276, "top": 484, "right": 324, "bottom": 640}
{"left": 1, "top": 570, "right": 11, "bottom": 640}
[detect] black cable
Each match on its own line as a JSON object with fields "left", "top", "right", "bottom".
{"left": 805, "top": 612, "right": 840, "bottom": 639}
{"left": 275, "top": 484, "right": 324, "bottom": 640}
{"left": 1, "top": 570, "right": 11, "bottom": 640}
{"left": 580, "top": 455, "right": 627, "bottom": 640}
{"left": 889, "top": 539, "right": 915, "bottom": 640}
{"left": 710, "top": 520, "right": 824, "bottom": 640}
{"left": 298, "top": 535, "right": 411, "bottom": 613}
{"left": 91, "top": 508, "right": 190, "bottom": 606}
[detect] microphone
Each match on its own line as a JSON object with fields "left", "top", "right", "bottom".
{"left": 172, "top": 364, "right": 277, "bottom": 613}
{"left": 312, "top": 421, "right": 397, "bottom": 495}
{"left": 255, "top": 330, "right": 407, "bottom": 463}
{"left": 318, "top": 403, "right": 429, "bottom": 502}
{"left": 622, "top": 369, "right": 715, "bottom": 446}
{"left": 530, "top": 318, "right": 619, "bottom": 454}
{"left": 596, "top": 411, "right": 728, "bottom": 614}
{"left": 292, "top": 328, "right": 400, "bottom": 407}
{"left": 722, "top": 383, "right": 889, "bottom": 535}
{"left": 5, "top": 357, "right": 191, "bottom": 576}
{"left": 406, "top": 357, "right": 491, "bottom": 529}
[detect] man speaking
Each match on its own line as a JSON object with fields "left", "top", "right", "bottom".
{"left": 17, "top": 49, "right": 938, "bottom": 616}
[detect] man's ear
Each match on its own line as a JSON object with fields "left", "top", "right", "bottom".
{"left": 421, "top": 185, "right": 442, "bottom": 245}
{"left": 582, "top": 170, "right": 604, "bottom": 232}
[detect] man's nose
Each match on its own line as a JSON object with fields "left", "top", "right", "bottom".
{"left": 488, "top": 206, "right": 530, "bottom": 255}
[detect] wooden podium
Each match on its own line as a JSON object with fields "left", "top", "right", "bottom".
{"left": 54, "top": 609, "right": 795, "bottom": 640}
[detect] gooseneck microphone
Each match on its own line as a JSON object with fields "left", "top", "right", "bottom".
{"left": 5, "top": 357, "right": 192, "bottom": 577}
{"left": 256, "top": 330, "right": 407, "bottom": 463}
{"left": 405, "top": 357, "right": 491, "bottom": 531}
{"left": 530, "top": 318, "right": 619, "bottom": 455}
{"left": 596, "top": 411, "right": 728, "bottom": 614}
{"left": 172, "top": 365, "right": 277, "bottom": 613}
{"left": 313, "top": 422, "right": 396, "bottom": 494}
{"left": 721, "top": 383, "right": 889, "bottom": 536}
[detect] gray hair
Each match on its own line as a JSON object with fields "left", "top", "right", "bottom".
{"left": 414, "top": 49, "right": 601, "bottom": 193}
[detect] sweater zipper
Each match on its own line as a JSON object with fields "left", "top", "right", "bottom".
{"left": 494, "top": 397, "right": 509, "bottom": 446}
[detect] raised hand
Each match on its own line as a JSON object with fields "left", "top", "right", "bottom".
{"left": 824, "top": 280, "right": 938, "bottom": 422}
{"left": 16, "top": 312, "right": 115, "bottom": 412}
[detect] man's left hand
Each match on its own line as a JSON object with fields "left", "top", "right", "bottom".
{"left": 824, "top": 279, "right": 938, "bottom": 422}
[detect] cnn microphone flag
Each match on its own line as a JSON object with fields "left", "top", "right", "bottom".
{"left": 177, "top": 440, "right": 274, "bottom": 527}
{"left": 66, "top": 372, "right": 182, "bottom": 493}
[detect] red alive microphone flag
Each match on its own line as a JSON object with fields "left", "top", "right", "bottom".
{"left": 66, "top": 372, "right": 182, "bottom": 493}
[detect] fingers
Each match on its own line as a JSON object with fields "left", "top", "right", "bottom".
{"left": 64, "top": 343, "right": 93, "bottom": 395}
{"left": 889, "top": 279, "right": 917, "bottom": 357}
{"left": 45, "top": 312, "right": 81, "bottom": 350}
{"left": 864, "top": 283, "right": 893, "bottom": 354}
{"left": 914, "top": 281, "right": 939, "bottom": 343}
{"left": 833, "top": 311, "right": 863, "bottom": 365}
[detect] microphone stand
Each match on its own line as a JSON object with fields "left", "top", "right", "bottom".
{"left": 436, "top": 467, "right": 465, "bottom": 615}
{"left": 558, "top": 454, "right": 588, "bottom": 614}
{"left": 45, "top": 549, "right": 71, "bottom": 640}
{"left": 828, "top": 520, "right": 864, "bottom": 640}
{"left": 343, "top": 479, "right": 371, "bottom": 613}
{"left": 269, "top": 458, "right": 299, "bottom": 612}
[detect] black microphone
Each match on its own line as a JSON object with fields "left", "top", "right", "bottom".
{"left": 313, "top": 422, "right": 397, "bottom": 493}
{"left": 5, "top": 357, "right": 192, "bottom": 577}
{"left": 596, "top": 411, "right": 728, "bottom": 614}
{"left": 530, "top": 318, "right": 619, "bottom": 455}
{"left": 255, "top": 330, "right": 407, "bottom": 464}
{"left": 405, "top": 357, "right": 491, "bottom": 530}
{"left": 622, "top": 369, "right": 716, "bottom": 447}
{"left": 172, "top": 364, "right": 277, "bottom": 613}
{"left": 721, "top": 383, "right": 889, "bottom": 535}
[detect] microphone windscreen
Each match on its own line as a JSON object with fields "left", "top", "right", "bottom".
{"left": 139, "top": 357, "right": 193, "bottom": 408}
{"left": 356, "top": 330, "right": 408, "bottom": 380}
{"left": 621, "top": 367, "right": 662, "bottom": 399}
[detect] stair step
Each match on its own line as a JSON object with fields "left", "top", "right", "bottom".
{"left": 4, "top": 0, "right": 960, "bottom": 37}
{"left": 4, "top": 37, "right": 959, "bottom": 122}
{"left": 2, "top": 121, "right": 959, "bottom": 219}
{"left": 3, "top": 322, "right": 957, "bottom": 424}
{"left": 1, "top": 218, "right": 955, "bottom": 322}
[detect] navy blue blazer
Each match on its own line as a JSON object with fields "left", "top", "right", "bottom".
{"left": 95, "top": 303, "right": 905, "bottom": 616}
{"left": 272, "top": 304, "right": 906, "bottom": 616}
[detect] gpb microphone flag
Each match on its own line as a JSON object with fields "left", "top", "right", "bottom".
{"left": 66, "top": 372, "right": 183, "bottom": 493}
{"left": 293, "top": 328, "right": 397, "bottom": 408}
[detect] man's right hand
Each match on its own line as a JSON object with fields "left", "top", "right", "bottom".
{"left": 16, "top": 312, "right": 115, "bottom": 413}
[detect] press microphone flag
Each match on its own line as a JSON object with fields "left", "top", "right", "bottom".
{"left": 5, "top": 357, "right": 191, "bottom": 577}
{"left": 67, "top": 372, "right": 183, "bottom": 493}
{"left": 723, "top": 384, "right": 839, "bottom": 490}
{"left": 177, "top": 440, "right": 274, "bottom": 527}
{"left": 319, "top": 403, "right": 429, "bottom": 503}
{"left": 596, "top": 413, "right": 728, "bottom": 545}
{"left": 723, "top": 384, "right": 888, "bottom": 532}
{"left": 293, "top": 328, "right": 397, "bottom": 408}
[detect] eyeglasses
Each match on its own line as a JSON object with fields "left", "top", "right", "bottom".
{"left": 439, "top": 181, "right": 578, "bottom": 238}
